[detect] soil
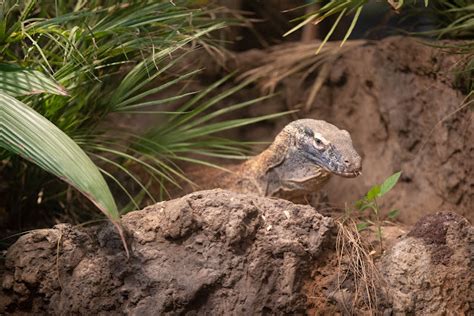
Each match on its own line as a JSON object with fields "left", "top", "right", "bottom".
{"left": 311, "top": 38, "right": 472, "bottom": 224}
{"left": 225, "top": 36, "right": 473, "bottom": 224}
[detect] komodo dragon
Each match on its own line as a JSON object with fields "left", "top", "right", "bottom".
{"left": 174, "top": 119, "right": 362, "bottom": 202}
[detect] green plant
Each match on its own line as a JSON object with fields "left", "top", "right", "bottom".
{"left": 285, "top": 1, "right": 473, "bottom": 93}
{"left": 417, "top": 0, "right": 474, "bottom": 39}
{"left": 284, "top": 0, "right": 428, "bottom": 53}
{"left": 0, "top": 62, "right": 123, "bottom": 230}
{"left": 0, "top": 0, "right": 283, "bottom": 238}
{"left": 354, "top": 171, "right": 402, "bottom": 250}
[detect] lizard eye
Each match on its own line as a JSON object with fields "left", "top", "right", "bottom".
{"left": 313, "top": 137, "right": 325, "bottom": 149}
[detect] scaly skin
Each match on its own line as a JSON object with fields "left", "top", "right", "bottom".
{"left": 176, "top": 119, "right": 362, "bottom": 202}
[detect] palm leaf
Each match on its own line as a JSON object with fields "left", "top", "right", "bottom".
{"left": 0, "top": 64, "right": 68, "bottom": 96}
{"left": 0, "top": 91, "right": 122, "bottom": 229}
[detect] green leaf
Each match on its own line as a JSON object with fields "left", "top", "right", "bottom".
{"left": 0, "top": 91, "right": 118, "bottom": 220}
{"left": 355, "top": 199, "right": 365, "bottom": 210}
{"left": 379, "top": 171, "right": 402, "bottom": 197}
{"left": 0, "top": 64, "right": 68, "bottom": 96}
{"left": 366, "top": 185, "right": 380, "bottom": 201}
{"left": 340, "top": 6, "right": 363, "bottom": 47}
{"left": 387, "top": 209, "right": 400, "bottom": 219}
{"left": 356, "top": 221, "right": 370, "bottom": 232}
{"left": 283, "top": 13, "right": 318, "bottom": 37}
{"left": 316, "top": 8, "right": 346, "bottom": 55}
{"left": 359, "top": 203, "right": 376, "bottom": 213}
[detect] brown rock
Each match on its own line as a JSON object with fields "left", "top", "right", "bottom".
{"left": 0, "top": 189, "right": 334, "bottom": 315}
{"left": 380, "top": 211, "right": 473, "bottom": 315}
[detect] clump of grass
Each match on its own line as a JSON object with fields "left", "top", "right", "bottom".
{"left": 328, "top": 171, "right": 401, "bottom": 313}
{"left": 284, "top": 1, "right": 473, "bottom": 93}
{"left": 332, "top": 218, "right": 385, "bottom": 314}
{"left": 238, "top": 40, "right": 364, "bottom": 112}
{"left": 409, "top": 0, "right": 474, "bottom": 93}
{"left": 284, "top": 0, "right": 428, "bottom": 54}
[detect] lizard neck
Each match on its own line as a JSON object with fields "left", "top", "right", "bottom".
{"left": 264, "top": 157, "right": 332, "bottom": 198}
{"left": 239, "top": 146, "right": 281, "bottom": 195}
{"left": 241, "top": 141, "right": 332, "bottom": 198}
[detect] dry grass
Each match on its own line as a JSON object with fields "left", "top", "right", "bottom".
{"left": 332, "top": 218, "right": 386, "bottom": 314}
{"left": 238, "top": 40, "right": 365, "bottom": 112}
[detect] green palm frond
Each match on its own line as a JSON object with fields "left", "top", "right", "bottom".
{"left": 86, "top": 74, "right": 291, "bottom": 204}
{"left": 0, "top": 91, "right": 119, "bottom": 221}
{"left": 285, "top": 0, "right": 427, "bottom": 53}
{"left": 0, "top": 60, "right": 121, "bottom": 230}
{"left": 0, "top": 64, "right": 68, "bottom": 96}
{"left": 0, "top": 0, "right": 286, "bottom": 226}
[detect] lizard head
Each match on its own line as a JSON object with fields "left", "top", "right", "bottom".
{"left": 282, "top": 119, "right": 362, "bottom": 178}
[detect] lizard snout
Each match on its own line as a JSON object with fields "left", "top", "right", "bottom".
{"left": 344, "top": 158, "right": 361, "bottom": 170}
{"left": 340, "top": 155, "right": 362, "bottom": 177}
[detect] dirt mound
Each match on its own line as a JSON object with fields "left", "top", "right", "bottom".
{"left": 0, "top": 189, "right": 334, "bottom": 315}
{"left": 230, "top": 36, "right": 473, "bottom": 224}
{"left": 106, "top": 36, "right": 472, "bottom": 225}
{"left": 381, "top": 211, "right": 473, "bottom": 314}
{"left": 316, "top": 38, "right": 473, "bottom": 225}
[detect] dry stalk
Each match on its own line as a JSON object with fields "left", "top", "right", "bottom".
{"left": 334, "top": 218, "right": 386, "bottom": 315}
{"left": 238, "top": 40, "right": 366, "bottom": 111}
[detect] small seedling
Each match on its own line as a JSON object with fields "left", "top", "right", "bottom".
{"left": 354, "top": 171, "right": 402, "bottom": 250}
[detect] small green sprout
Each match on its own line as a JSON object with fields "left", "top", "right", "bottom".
{"left": 355, "top": 171, "right": 402, "bottom": 250}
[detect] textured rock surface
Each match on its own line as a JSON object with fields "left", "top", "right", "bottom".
{"left": 380, "top": 211, "right": 474, "bottom": 314}
{"left": 0, "top": 189, "right": 334, "bottom": 315}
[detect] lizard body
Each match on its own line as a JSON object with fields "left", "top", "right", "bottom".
{"left": 177, "top": 119, "right": 362, "bottom": 201}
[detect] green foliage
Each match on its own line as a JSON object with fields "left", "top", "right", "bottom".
{"left": 0, "top": 0, "right": 225, "bottom": 135}
{"left": 0, "top": 61, "right": 128, "bottom": 253}
{"left": 0, "top": 91, "right": 119, "bottom": 221}
{"left": 285, "top": 0, "right": 427, "bottom": 53}
{"left": 286, "top": 1, "right": 472, "bottom": 92}
{"left": 0, "top": 64, "right": 68, "bottom": 96}
{"left": 0, "top": 0, "right": 279, "bottom": 230}
{"left": 354, "top": 171, "right": 402, "bottom": 249}
{"left": 380, "top": 171, "right": 402, "bottom": 196}
{"left": 420, "top": 0, "right": 474, "bottom": 39}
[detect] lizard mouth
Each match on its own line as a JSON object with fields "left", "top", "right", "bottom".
{"left": 328, "top": 169, "right": 362, "bottom": 178}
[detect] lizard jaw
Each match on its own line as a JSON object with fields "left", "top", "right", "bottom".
{"left": 332, "top": 169, "right": 362, "bottom": 178}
